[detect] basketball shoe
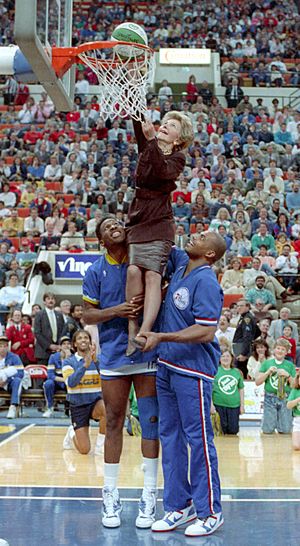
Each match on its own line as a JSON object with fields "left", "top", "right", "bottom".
{"left": 152, "top": 503, "right": 197, "bottom": 532}
{"left": 102, "top": 487, "right": 122, "bottom": 528}
{"left": 185, "top": 512, "right": 224, "bottom": 536}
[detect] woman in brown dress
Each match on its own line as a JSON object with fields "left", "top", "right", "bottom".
{"left": 126, "top": 112, "right": 194, "bottom": 355}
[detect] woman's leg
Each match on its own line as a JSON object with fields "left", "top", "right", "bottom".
{"left": 126, "top": 264, "right": 144, "bottom": 355}
{"left": 138, "top": 270, "right": 162, "bottom": 338}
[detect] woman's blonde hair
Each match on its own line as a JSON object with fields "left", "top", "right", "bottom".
{"left": 216, "top": 207, "right": 230, "bottom": 220}
{"left": 162, "top": 111, "right": 194, "bottom": 150}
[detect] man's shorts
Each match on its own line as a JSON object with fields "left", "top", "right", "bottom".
{"left": 70, "top": 396, "right": 102, "bottom": 430}
{"left": 293, "top": 415, "right": 300, "bottom": 433}
{"left": 100, "top": 361, "right": 157, "bottom": 380}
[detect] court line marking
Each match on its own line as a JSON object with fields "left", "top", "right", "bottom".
{"left": 0, "top": 496, "right": 299, "bottom": 503}
{"left": 0, "top": 485, "right": 299, "bottom": 490}
{"left": 0, "top": 424, "right": 35, "bottom": 448}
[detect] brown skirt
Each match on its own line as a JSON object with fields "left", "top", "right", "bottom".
{"left": 128, "top": 240, "right": 173, "bottom": 274}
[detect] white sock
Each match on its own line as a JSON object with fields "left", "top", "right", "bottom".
{"left": 142, "top": 457, "right": 159, "bottom": 491}
{"left": 69, "top": 425, "right": 75, "bottom": 439}
{"left": 104, "top": 463, "right": 119, "bottom": 489}
{"left": 96, "top": 433, "right": 105, "bottom": 447}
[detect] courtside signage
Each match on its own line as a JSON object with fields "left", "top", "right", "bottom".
{"left": 55, "top": 254, "right": 99, "bottom": 279}
{"left": 159, "top": 48, "right": 211, "bottom": 65}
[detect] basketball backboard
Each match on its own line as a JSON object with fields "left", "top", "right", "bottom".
{"left": 14, "top": 0, "right": 74, "bottom": 111}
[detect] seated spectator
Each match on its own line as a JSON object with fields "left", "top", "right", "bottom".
{"left": 209, "top": 207, "right": 231, "bottom": 233}
{"left": 0, "top": 243, "right": 13, "bottom": 286}
{"left": 66, "top": 210, "right": 87, "bottom": 235}
{"left": 291, "top": 214, "right": 300, "bottom": 239}
{"left": 4, "top": 259, "right": 25, "bottom": 286}
{"left": 221, "top": 258, "right": 244, "bottom": 294}
{"left": 31, "top": 190, "right": 52, "bottom": 219}
{"left": 251, "top": 223, "right": 276, "bottom": 256}
{"left": 190, "top": 193, "right": 209, "bottom": 224}
{"left": 2, "top": 208, "right": 24, "bottom": 237}
{"left": 59, "top": 221, "right": 86, "bottom": 251}
{"left": 230, "top": 210, "right": 251, "bottom": 238}
{"left": 269, "top": 307, "right": 299, "bottom": 345}
{"left": 252, "top": 61, "right": 270, "bottom": 87}
{"left": 246, "top": 275, "right": 277, "bottom": 316}
{"left": 109, "top": 191, "right": 129, "bottom": 216}
{"left": 68, "top": 195, "right": 87, "bottom": 218}
{"left": 44, "top": 155, "right": 62, "bottom": 181}
{"left": 273, "top": 214, "right": 292, "bottom": 238}
{"left": 5, "top": 309, "right": 36, "bottom": 365}
{"left": 274, "top": 123, "right": 293, "bottom": 146}
{"left": 19, "top": 183, "right": 36, "bottom": 208}
{"left": 275, "top": 244, "right": 299, "bottom": 291}
{"left": 229, "top": 228, "right": 252, "bottom": 258}
{"left": 0, "top": 335, "right": 24, "bottom": 419}
{"left": 256, "top": 245, "right": 276, "bottom": 273}
{"left": 23, "top": 206, "right": 45, "bottom": 237}
{"left": 8, "top": 157, "right": 27, "bottom": 181}
{"left": 87, "top": 209, "right": 102, "bottom": 237}
{"left": 0, "top": 182, "right": 17, "bottom": 208}
{"left": 40, "top": 224, "right": 61, "bottom": 250}
{"left": 45, "top": 207, "right": 65, "bottom": 236}
{"left": 42, "top": 336, "right": 70, "bottom": 418}
{"left": 0, "top": 273, "right": 26, "bottom": 324}
{"left": 215, "top": 315, "right": 236, "bottom": 344}
{"left": 172, "top": 195, "right": 191, "bottom": 233}
{"left": 286, "top": 182, "right": 300, "bottom": 213}
{"left": 27, "top": 157, "right": 45, "bottom": 181}
{"left": 210, "top": 155, "right": 228, "bottom": 184}
{"left": 225, "top": 77, "right": 244, "bottom": 108}
{"left": 275, "top": 233, "right": 291, "bottom": 256}
{"left": 16, "top": 238, "right": 37, "bottom": 269}
{"left": 174, "top": 224, "right": 189, "bottom": 249}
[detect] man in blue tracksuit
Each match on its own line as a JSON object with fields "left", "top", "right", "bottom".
{"left": 0, "top": 335, "right": 24, "bottom": 419}
{"left": 139, "top": 231, "right": 227, "bottom": 538}
{"left": 42, "top": 336, "right": 70, "bottom": 418}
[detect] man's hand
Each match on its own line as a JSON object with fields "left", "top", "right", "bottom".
{"left": 269, "top": 366, "right": 277, "bottom": 375}
{"left": 240, "top": 405, "right": 245, "bottom": 415}
{"left": 114, "top": 297, "right": 144, "bottom": 320}
{"left": 137, "top": 331, "right": 162, "bottom": 352}
{"left": 90, "top": 342, "right": 97, "bottom": 362}
{"left": 49, "top": 344, "right": 60, "bottom": 352}
{"left": 60, "top": 347, "right": 71, "bottom": 360}
{"left": 277, "top": 368, "right": 290, "bottom": 378}
{"left": 141, "top": 119, "right": 156, "bottom": 141}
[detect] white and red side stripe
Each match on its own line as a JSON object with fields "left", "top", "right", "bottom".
{"left": 158, "top": 358, "right": 215, "bottom": 382}
{"left": 195, "top": 317, "right": 218, "bottom": 326}
{"left": 198, "top": 378, "right": 215, "bottom": 515}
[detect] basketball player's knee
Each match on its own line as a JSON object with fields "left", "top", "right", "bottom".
{"left": 137, "top": 396, "right": 159, "bottom": 440}
{"left": 106, "top": 407, "right": 125, "bottom": 433}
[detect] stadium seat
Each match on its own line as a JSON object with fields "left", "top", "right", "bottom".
{"left": 17, "top": 207, "right": 30, "bottom": 218}
{"left": 223, "top": 294, "right": 244, "bottom": 308}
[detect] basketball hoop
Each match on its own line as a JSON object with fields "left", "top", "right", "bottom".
{"left": 52, "top": 41, "right": 155, "bottom": 121}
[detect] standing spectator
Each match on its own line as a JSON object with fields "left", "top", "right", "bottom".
{"left": 23, "top": 207, "right": 44, "bottom": 237}
{"left": 186, "top": 75, "right": 198, "bottom": 103}
{"left": 0, "top": 335, "right": 24, "bottom": 419}
{"left": 2, "top": 76, "right": 18, "bottom": 105}
{"left": 74, "top": 72, "right": 90, "bottom": 103}
{"left": 61, "top": 304, "right": 84, "bottom": 339}
{"left": 215, "top": 315, "right": 236, "bottom": 344}
{"left": 5, "top": 309, "right": 36, "bottom": 365}
{"left": 225, "top": 78, "right": 244, "bottom": 108}
{"left": 268, "top": 307, "right": 299, "bottom": 344}
{"left": 232, "top": 299, "right": 257, "bottom": 377}
{"left": 34, "top": 292, "right": 65, "bottom": 364}
{"left": 212, "top": 350, "right": 244, "bottom": 435}
{"left": 255, "top": 338, "right": 295, "bottom": 434}
{"left": 42, "top": 336, "right": 70, "bottom": 418}
{"left": 247, "top": 339, "right": 270, "bottom": 381}
{"left": 287, "top": 371, "right": 300, "bottom": 451}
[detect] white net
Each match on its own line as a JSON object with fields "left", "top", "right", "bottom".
{"left": 78, "top": 43, "right": 155, "bottom": 121}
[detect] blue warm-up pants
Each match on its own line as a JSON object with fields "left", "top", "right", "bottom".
{"left": 156, "top": 364, "right": 222, "bottom": 517}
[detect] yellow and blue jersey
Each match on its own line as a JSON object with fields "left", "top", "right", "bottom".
{"left": 47, "top": 352, "right": 64, "bottom": 381}
{"left": 158, "top": 263, "right": 223, "bottom": 382}
{"left": 62, "top": 353, "right": 101, "bottom": 406}
{"left": 82, "top": 254, "right": 156, "bottom": 371}
{"left": 3, "top": 352, "right": 24, "bottom": 379}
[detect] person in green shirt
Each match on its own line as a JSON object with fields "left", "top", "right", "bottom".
{"left": 212, "top": 350, "right": 244, "bottom": 435}
{"left": 251, "top": 223, "right": 276, "bottom": 256}
{"left": 287, "top": 371, "right": 300, "bottom": 451}
{"left": 256, "top": 338, "right": 296, "bottom": 434}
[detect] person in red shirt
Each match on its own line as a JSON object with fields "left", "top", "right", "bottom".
{"left": 6, "top": 309, "right": 36, "bottom": 365}
{"left": 279, "top": 324, "right": 297, "bottom": 364}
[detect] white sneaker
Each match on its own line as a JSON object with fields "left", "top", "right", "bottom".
{"left": 185, "top": 512, "right": 224, "bottom": 537}
{"left": 94, "top": 433, "right": 105, "bottom": 455}
{"left": 152, "top": 503, "right": 196, "bottom": 532}
{"left": 43, "top": 407, "right": 54, "bottom": 418}
{"left": 102, "top": 487, "right": 122, "bottom": 528}
{"left": 6, "top": 405, "right": 17, "bottom": 419}
{"left": 63, "top": 425, "right": 75, "bottom": 450}
{"left": 136, "top": 488, "right": 157, "bottom": 529}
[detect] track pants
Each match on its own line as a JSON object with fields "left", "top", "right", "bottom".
{"left": 157, "top": 364, "right": 222, "bottom": 517}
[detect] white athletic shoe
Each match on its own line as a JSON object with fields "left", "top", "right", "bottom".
{"left": 102, "top": 487, "right": 122, "bottom": 528}
{"left": 151, "top": 503, "right": 197, "bottom": 532}
{"left": 135, "top": 488, "right": 157, "bottom": 529}
{"left": 63, "top": 425, "right": 75, "bottom": 450}
{"left": 94, "top": 433, "right": 105, "bottom": 455}
{"left": 6, "top": 405, "right": 17, "bottom": 419}
{"left": 43, "top": 407, "right": 54, "bottom": 418}
{"left": 185, "top": 512, "right": 224, "bottom": 537}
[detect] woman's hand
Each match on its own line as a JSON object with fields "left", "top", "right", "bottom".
{"left": 142, "top": 119, "right": 156, "bottom": 141}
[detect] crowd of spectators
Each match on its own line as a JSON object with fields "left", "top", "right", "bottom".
{"left": 0, "top": 0, "right": 299, "bottom": 419}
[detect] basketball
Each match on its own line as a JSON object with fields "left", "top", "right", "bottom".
{"left": 111, "top": 22, "right": 148, "bottom": 58}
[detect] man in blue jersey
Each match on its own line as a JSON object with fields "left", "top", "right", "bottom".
{"left": 0, "top": 335, "right": 24, "bottom": 418}
{"left": 82, "top": 217, "right": 159, "bottom": 530}
{"left": 62, "top": 330, "right": 105, "bottom": 455}
{"left": 140, "top": 231, "right": 227, "bottom": 538}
